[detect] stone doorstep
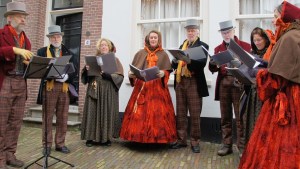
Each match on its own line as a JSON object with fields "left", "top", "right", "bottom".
{"left": 29, "top": 105, "right": 80, "bottom": 122}
{"left": 23, "top": 117, "right": 81, "bottom": 130}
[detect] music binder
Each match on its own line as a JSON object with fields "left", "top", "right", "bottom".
{"left": 211, "top": 50, "right": 234, "bottom": 66}
{"left": 129, "top": 64, "right": 160, "bottom": 82}
{"left": 167, "top": 46, "right": 207, "bottom": 61}
{"left": 228, "top": 39, "right": 260, "bottom": 68}
{"left": 226, "top": 65, "right": 255, "bottom": 85}
{"left": 23, "top": 55, "right": 74, "bottom": 79}
{"left": 85, "top": 53, "right": 118, "bottom": 76}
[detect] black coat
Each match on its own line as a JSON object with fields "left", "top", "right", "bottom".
{"left": 36, "top": 44, "right": 77, "bottom": 104}
{"left": 172, "top": 37, "right": 209, "bottom": 97}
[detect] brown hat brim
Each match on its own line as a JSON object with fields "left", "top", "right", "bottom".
{"left": 4, "top": 11, "right": 29, "bottom": 17}
{"left": 46, "top": 32, "right": 64, "bottom": 37}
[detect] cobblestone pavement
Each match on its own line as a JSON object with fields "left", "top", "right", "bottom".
{"left": 13, "top": 126, "right": 240, "bottom": 169}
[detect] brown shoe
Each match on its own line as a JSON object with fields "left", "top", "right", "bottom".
{"left": 217, "top": 144, "right": 233, "bottom": 156}
{"left": 6, "top": 158, "right": 24, "bottom": 168}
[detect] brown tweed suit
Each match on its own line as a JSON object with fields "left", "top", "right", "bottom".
{"left": 42, "top": 82, "right": 69, "bottom": 148}
{"left": 0, "top": 76, "right": 26, "bottom": 165}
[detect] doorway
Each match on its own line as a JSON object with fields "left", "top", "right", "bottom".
{"left": 56, "top": 13, "right": 82, "bottom": 105}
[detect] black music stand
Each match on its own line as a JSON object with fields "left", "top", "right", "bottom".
{"left": 23, "top": 56, "right": 75, "bottom": 169}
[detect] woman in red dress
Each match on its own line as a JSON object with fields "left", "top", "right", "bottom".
{"left": 239, "top": 1, "right": 300, "bottom": 169}
{"left": 120, "top": 30, "right": 177, "bottom": 143}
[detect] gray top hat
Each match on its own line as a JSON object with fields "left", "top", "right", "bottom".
{"left": 219, "top": 20, "right": 235, "bottom": 31}
{"left": 4, "top": 1, "right": 29, "bottom": 17}
{"left": 184, "top": 19, "right": 199, "bottom": 29}
{"left": 46, "top": 25, "right": 64, "bottom": 37}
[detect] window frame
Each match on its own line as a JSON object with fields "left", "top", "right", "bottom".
{"left": 136, "top": 0, "right": 204, "bottom": 49}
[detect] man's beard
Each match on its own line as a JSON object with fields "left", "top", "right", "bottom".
{"left": 52, "top": 42, "right": 62, "bottom": 48}
{"left": 10, "top": 20, "right": 25, "bottom": 33}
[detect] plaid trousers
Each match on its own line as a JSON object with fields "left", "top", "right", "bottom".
{"left": 0, "top": 76, "right": 26, "bottom": 165}
{"left": 42, "top": 82, "right": 69, "bottom": 148}
{"left": 219, "top": 76, "right": 244, "bottom": 149}
{"left": 175, "top": 76, "right": 202, "bottom": 146}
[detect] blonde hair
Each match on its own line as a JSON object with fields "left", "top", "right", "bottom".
{"left": 96, "top": 38, "right": 113, "bottom": 55}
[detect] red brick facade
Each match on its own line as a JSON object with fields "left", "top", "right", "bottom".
{"left": 18, "top": 0, "right": 103, "bottom": 118}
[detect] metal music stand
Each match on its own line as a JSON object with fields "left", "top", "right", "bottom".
{"left": 23, "top": 56, "right": 75, "bottom": 169}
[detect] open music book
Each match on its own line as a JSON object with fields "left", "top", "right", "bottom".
{"left": 226, "top": 65, "right": 255, "bottom": 85}
{"left": 228, "top": 39, "right": 260, "bottom": 68}
{"left": 129, "top": 64, "right": 160, "bottom": 82}
{"left": 85, "top": 53, "right": 118, "bottom": 76}
{"left": 24, "top": 55, "right": 74, "bottom": 79}
{"left": 166, "top": 46, "right": 207, "bottom": 61}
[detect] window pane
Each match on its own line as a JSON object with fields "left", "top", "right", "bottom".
{"left": 181, "top": 0, "right": 200, "bottom": 17}
{"left": 239, "top": 19, "right": 274, "bottom": 44}
{"left": 0, "top": 0, "right": 11, "bottom": 6}
{"left": 53, "top": 0, "right": 83, "bottom": 10}
{"left": 141, "top": 0, "right": 159, "bottom": 20}
{"left": 0, "top": 0, "right": 11, "bottom": 28}
{"left": 160, "top": 0, "right": 179, "bottom": 18}
{"left": 239, "top": 0, "right": 300, "bottom": 14}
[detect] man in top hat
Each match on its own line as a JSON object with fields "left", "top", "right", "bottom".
{"left": 36, "top": 25, "right": 77, "bottom": 155}
{"left": 0, "top": 1, "right": 33, "bottom": 168}
{"left": 170, "top": 19, "right": 209, "bottom": 153}
{"left": 209, "top": 20, "right": 251, "bottom": 156}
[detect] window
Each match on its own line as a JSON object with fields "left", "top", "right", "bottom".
{"left": 0, "top": 0, "right": 11, "bottom": 27}
{"left": 52, "top": 0, "right": 83, "bottom": 10}
{"left": 237, "top": 0, "right": 300, "bottom": 41}
{"left": 138, "top": 0, "right": 202, "bottom": 48}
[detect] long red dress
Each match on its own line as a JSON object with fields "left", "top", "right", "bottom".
{"left": 238, "top": 70, "right": 300, "bottom": 169}
{"left": 120, "top": 45, "right": 177, "bottom": 143}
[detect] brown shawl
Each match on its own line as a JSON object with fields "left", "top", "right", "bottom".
{"left": 131, "top": 49, "right": 171, "bottom": 70}
{"left": 268, "top": 20, "right": 300, "bottom": 84}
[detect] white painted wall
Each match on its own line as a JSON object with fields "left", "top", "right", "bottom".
{"left": 102, "top": 0, "right": 238, "bottom": 118}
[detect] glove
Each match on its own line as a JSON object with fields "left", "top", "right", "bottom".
{"left": 13, "top": 47, "right": 33, "bottom": 61}
{"left": 157, "top": 70, "right": 165, "bottom": 78}
{"left": 128, "top": 71, "right": 136, "bottom": 78}
{"left": 254, "top": 58, "right": 268, "bottom": 68}
{"left": 101, "top": 72, "right": 112, "bottom": 80}
{"left": 181, "top": 54, "right": 191, "bottom": 64}
{"left": 56, "top": 74, "right": 69, "bottom": 83}
{"left": 230, "top": 58, "right": 241, "bottom": 67}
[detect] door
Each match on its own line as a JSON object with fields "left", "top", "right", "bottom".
{"left": 56, "top": 13, "right": 82, "bottom": 105}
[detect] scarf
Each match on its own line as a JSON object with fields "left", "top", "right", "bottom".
{"left": 8, "top": 25, "right": 25, "bottom": 48}
{"left": 144, "top": 45, "right": 161, "bottom": 68}
{"left": 46, "top": 45, "right": 69, "bottom": 93}
{"left": 262, "top": 29, "right": 275, "bottom": 61}
{"left": 176, "top": 39, "right": 195, "bottom": 83}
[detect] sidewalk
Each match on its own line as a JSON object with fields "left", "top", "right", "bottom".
{"left": 14, "top": 126, "right": 240, "bottom": 169}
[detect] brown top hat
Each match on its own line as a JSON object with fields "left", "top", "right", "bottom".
{"left": 4, "top": 1, "right": 29, "bottom": 17}
{"left": 46, "top": 25, "right": 64, "bottom": 37}
{"left": 218, "top": 20, "right": 235, "bottom": 31}
{"left": 184, "top": 19, "right": 199, "bottom": 29}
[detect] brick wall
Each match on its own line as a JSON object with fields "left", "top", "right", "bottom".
{"left": 22, "top": 0, "right": 47, "bottom": 116}
{"left": 19, "top": 0, "right": 103, "bottom": 118}
{"left": 78, "top": 0, "right": 103, "bottom": 118}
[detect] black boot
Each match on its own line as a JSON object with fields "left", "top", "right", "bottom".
{"left": 217, "top": 144, "right": 233, "bottom": 156}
